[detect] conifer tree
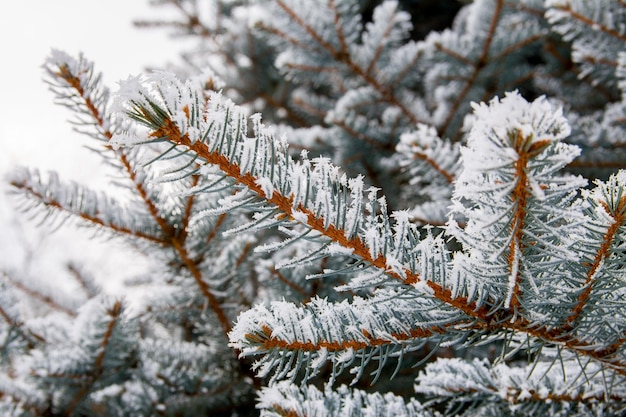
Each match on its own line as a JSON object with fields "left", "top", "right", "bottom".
{"left": 3, "top": 0, "right": 626, "bottom": 416}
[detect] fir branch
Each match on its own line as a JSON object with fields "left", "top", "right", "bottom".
{"left": 395, "top": 124, "right": 459, "bottom": 224}
{"left": 0, "top": 376, "right": 48, "bottom": 416}
{"left": 566, "top": 193, "right": 626, "bottom": 328}
{"left": 437, "top": 0, "right": 503, "bottom": 138}
{"left": 44, "top": 51, "right": 177, "bottom": 239}
{"left": 9, "top": 170, "right": 168, "bottom": 245}
{"left": 200, "top": 211, "right": 228, "bottom": 250}
{"left": 258, "top": 381, "right": 435, "bottom": 417}
{"left": 113, "top": 75, "right": 626, "bottom": 384}
{"left": 269, "top": 0, "right": 422, "bottom": 126}
{"left": 417, "top": 0, "right": 550, "bottom": 140}
{"left": 124, "top": 91, "right": 488, "bottom": 319}
{"left": 248, "top": 316, "right": 448, "bottom": 353}
{"left": 0, "top": 275, "right": 47, "bottom": 348}
{"left": 274, "top": 0, "right": 347, "bottom": 64}
{"left": 549, "top": 1, "right": 626, "bottom": 43}
{"left": 415, "top": 355, "right": 626, "bottom": 414}
{"left": 166, "top": 0, "right": 213, "bottom": 38}
{"left": 230, "top": 290, "right": 471, "bottom": 384}
{"left": 481, "top": 319, "right": 626, "bottom": 375}
{"left": 44, "top": 50, "right": 112, "bottom": 141}
{"left": 9, "top": 2, "right": 626, "bottom": 413}
{"left": 331, "top": 117, "right": 393, "bottom": 150}
{"left": 546, "top": 0, "right": 626, "bottom": 92}
{"left": 539, "top": 39, "right": 618, "bottom": 105}
{"left": 2, "top": 271, "right": 77, "bottom": 318}
{"left": 0, "top": 301, "right": 45, "bottom": 346}
{"left": 65, "top": 299, "right": 124, "bottom": 416}
{"left": 43, "top": 53, "right": 238, "bottom": 337}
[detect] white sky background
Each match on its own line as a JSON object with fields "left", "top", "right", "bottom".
{"left": 0, "top": 1, "right": 185, "bottom": 294}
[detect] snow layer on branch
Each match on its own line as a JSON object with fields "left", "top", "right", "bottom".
{"left": 230, "top": 289, "right": 466, "bottom": 384}
{"left": 574, "top": 170, "right": 626, "bottom": 346}
{"left": 46, "top": 50, "right": 95, "bottom": 94}
{"left": 258, "top": 381, "right": 435, "bottom": 417}
{"left": 465, "top": 92, "right": 570, "bottom": 164}
{"left": 112, "top": 72, "right": 434, "bottom": 296}
{"left": 449, "top": 91, "right": 588, "bottom": 316}
{"left": 415, "top": 354, "right": 626, "bottom": 415}
{"left": 454, "top": 91, "right": 582, "bottom": 210}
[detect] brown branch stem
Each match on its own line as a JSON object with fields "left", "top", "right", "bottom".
{"left": 248, "top": 322, "right": 448, "bottom": 353}
{"left": 506, "top": 130, "right": 532, "bottom": 312}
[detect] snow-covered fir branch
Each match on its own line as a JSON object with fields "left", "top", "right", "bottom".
{"left": 4, "top": 0, "right": 626, "bottom": 415}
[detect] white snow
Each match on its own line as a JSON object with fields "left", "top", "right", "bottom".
{"left": 326, "top": 242, "right": 355, "bottom": 256}
{"left": 255, "top": 177, "right": 275, "bottom": 198}
{"left": 290, "top": 210, "right": 309, "bottom": 225}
